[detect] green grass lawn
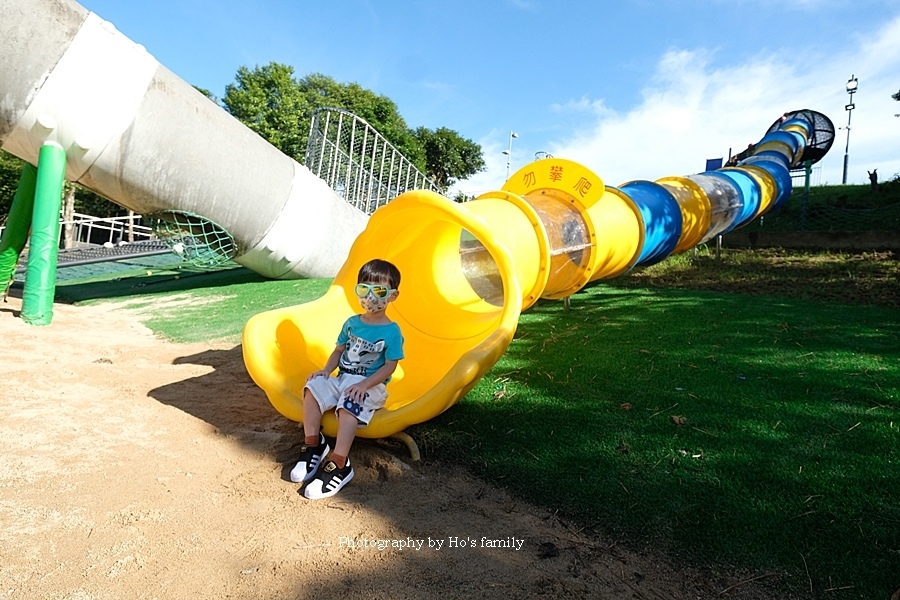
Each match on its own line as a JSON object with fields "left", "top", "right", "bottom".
{"left": 50, "top": 254, "right": 900, "bottom": 599}
{"left": 54, "top": 261, "right": 331, "bottom": 343}
{"left": 414, "top": 283, "right": 899, "bottom": 599}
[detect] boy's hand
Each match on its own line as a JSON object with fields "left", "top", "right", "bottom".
{"left": 342, "top": 382, "right": 370, "bottom": 402}
{"left": 306, "top": 369, "right": 330, "bottom": 382}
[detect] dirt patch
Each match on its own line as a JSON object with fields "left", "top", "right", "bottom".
{"left": 0, "top": 293, "right": 797, "bottom": 599}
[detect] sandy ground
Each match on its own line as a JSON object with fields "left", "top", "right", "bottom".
{"left": 0, "top": 293, "right": 794, "bottom": 600}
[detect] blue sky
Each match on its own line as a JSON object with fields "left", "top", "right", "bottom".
{"left": 78, "top": 0, "right": 900, "bottom": 194}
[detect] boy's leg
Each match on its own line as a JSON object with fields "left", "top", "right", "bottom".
{"left": 330, "top": 408, "right": 359, "bottom": 467}
{"left": 290, "top": 389, "right": 331, "bottom": 484}
{"left": 302, "top": 389, "right": 323, "bottom": 440}
{"left": 303, "top": 408, "right": 356, "bottom": 499}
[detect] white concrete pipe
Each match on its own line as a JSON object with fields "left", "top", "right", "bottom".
{"left": 0, "top": 0, "right": 367, "bottom": 278}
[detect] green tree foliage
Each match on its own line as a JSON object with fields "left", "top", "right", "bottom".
{"left": 222, "top": 63, "right": 310, "bottom": 160}
{"left": 73, "top": 187, "right": 125, "bottom": 218}
{"left": 0, "top": 150, "right": 25, "bottom": 223}
{"left": 222, "top": 63, "right": 422, "bottom": 166}
{"left": 892, "top": 89, "right": 900, "bottom": 102}
{"left": 193, "top": 85, "right": 219, "bottom": 104}
{"left": 413, "top": 127, "right": 485, "bottom": 190}
{"left": 221, "top": 62, "right": 485, "bottom": 189}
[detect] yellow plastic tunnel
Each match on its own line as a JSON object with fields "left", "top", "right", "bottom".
{"left": 243, "top": 158, "right": 649, "bottom": 438}
{"left": 243, "top": 191, "right": 528, "bottom": 439}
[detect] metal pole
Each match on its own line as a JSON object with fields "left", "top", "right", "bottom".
{"left": 800, "top": 160, "right": 812, "bottom": 231}
{"left": 503, "top": 131, "right": 518, "bottom": 180}
{"left": 22, "top": 142, "right": 66, "bottom": 326}
{"left": 842, "top": 108, "right": 852, "bottom": 184}
{"left": 841, "top": 75, "right": 857, "bottom": 185}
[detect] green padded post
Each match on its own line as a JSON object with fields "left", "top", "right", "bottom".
{"left": 0, "top": 163, "right": 38, "bottom": 299}
{"left": 21, "top": 142, "right": 67, "bottom": 326}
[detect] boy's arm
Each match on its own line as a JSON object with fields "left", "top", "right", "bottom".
{"left": 322, "top": 345, "right": 345, "bottom": 373}
{"left": 362, "top": 359, "right": 399, "bottom": 389}
{"left": 342, "top": 359, "right": 399, "bottom": 402}
{"left": 308, "top": 345, "right": 345, "bottom": 381}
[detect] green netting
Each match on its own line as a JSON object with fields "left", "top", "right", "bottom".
{"left": 758, "top": 201, "right": 900, "bottom": 232}
{"left": 145, "top": 210, "right": 237, "bottom": 267}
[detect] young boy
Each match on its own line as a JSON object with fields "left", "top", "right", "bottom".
{"left": 291, "top": 258, "right": 404, "bottom": 499}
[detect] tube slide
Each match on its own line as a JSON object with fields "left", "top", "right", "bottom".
{"left": 0, "top": 0, "right": 365, "bottom": 280}
{"left": 243, "top": 112, "right": 831, "bottom": 439}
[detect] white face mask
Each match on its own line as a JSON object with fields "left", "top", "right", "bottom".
{"left": 358, "top": 293, "right": 391, "bottom": 313}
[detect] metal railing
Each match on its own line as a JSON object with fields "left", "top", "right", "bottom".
{"left": 0, "top": 212, "right": 156, "bottom": 247}
{"left": 61, "top": 212, "right": 156, "bottom": 247}
{"left": 304, "top": 107, "right": 439, "bottom": 215}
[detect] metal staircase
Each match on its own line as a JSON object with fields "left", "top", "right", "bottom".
{"left": 304, "top": 107, "right": 439, "bottom": 215}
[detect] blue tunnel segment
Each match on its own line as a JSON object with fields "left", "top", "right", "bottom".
{"left": 740, "top": 156, "right": 793, "bottom": 210}
{"left": 604, "top": 109, "right": 826, "bottom": 272}
{"left": 618, "top": 180, "right": 682, "bottom": 267}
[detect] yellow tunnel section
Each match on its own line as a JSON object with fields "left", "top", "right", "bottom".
{"left": 242, "top": 158, "right": 648, "bottom": 438}
{"left": 243, "top": 191, "right": 525, "bottom": 439}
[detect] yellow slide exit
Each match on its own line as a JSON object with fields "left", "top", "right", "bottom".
{"left": 242, "top": 159, "right": 640, "bottom": 440}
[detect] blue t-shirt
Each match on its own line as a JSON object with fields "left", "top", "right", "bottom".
{"left": 337, "top": 315, "right": 404, "bottom": 382}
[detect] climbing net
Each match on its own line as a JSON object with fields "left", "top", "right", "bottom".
{"left": 761, "top": 201, "right": 900, "bottom": 232}
{"left": 145, "top": 210, "right": 237, "bottom": 267}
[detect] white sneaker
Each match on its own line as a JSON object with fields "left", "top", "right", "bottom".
{"left": 289, "top": 434, "right": 330, "bottom": 483}
{"left": 303, "top": 458, "right": 354, "bottom": 499}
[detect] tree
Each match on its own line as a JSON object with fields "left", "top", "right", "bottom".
{"left": 0, "top": 150, "right": 25, "bottom": 224}
{"left": 221, "top": 62, "right": 486, "bottom": 190}
{"left": 893, "top": 89, "right": 900, "bottom": 102}
{"left": 221, "top": 64, "right": 423, "bottom": 165}
{"left": 413, "top": 127, "right": 485, "bottom": 190}
{"left": 221, "top": 63, "right": 311, "bottom": 161}
{"left": 193, "top": 86, "right": 219, "bottom": 104}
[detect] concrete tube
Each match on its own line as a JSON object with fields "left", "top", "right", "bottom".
{"left": 0, "top": 0, "right": 366, "bottom": 279}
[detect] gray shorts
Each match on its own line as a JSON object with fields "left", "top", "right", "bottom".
{"left": 304, "top": 372, "right": 388, "bottom": 427}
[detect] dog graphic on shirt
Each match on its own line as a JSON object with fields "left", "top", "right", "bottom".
{"left": 339, "top": 331, "right": 385, "bottom": 376}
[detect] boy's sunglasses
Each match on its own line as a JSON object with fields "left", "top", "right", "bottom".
{"left": 355, "top": 283, "right": 396, "bottom": 299}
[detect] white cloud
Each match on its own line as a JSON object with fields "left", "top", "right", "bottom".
{"left": 550, "top": 95, "right": 610, "bottom": 116}
{"left": 451, "top": 14, "right": 900, "bottom": 199}
{"left": 547, "top": 15, "right": 900, "bottom": 187}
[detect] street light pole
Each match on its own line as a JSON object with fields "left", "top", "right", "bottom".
{"left": 842, "top": 74, "right": 858, "bottom": 185}
{"left": 502, "top": 130, "right": 518, "bottom": 180}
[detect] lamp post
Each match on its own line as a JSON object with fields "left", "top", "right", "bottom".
{"left": 502, "top": 131, "right": 518, "bottom": 180}
{"left": 842, "top": 74, "right": 858, "bottom": 184}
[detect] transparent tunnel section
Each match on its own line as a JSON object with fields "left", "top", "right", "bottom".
{"left": 710, "top": 168, "right": 762, "bottom": 231}
{"left": 684, "top": 173, "right": 743, "bottom": 244}
{"left": 523, "top": 192, "right": 593, "bottom": 299}
{"left": 459, "top": 229, "right": 504, "bottom": 308}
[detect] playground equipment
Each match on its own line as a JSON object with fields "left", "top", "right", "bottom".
{"left": 1, "top": 0, "right": 418, "bottom": 322}
{"left": 0, "top": 1, "right": 837, "bottom": 450}
{"left": 242, "top": 112, "right": 835, "bottom": 454}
